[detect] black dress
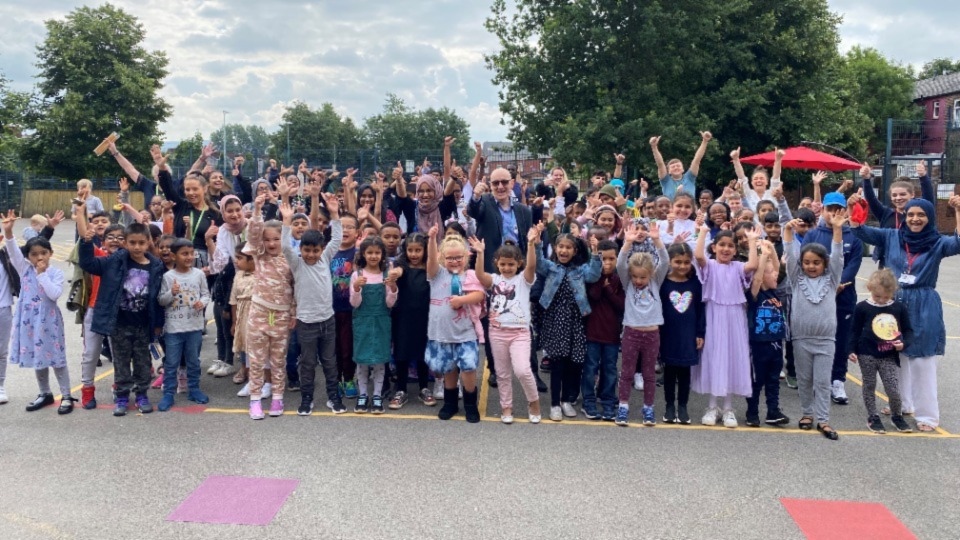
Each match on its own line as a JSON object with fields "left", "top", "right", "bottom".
{"left": 540, "top": 275, "right": 587, "bottom": 363}
{"left": 392, "top": 267, "right": 430, "bottom": 361}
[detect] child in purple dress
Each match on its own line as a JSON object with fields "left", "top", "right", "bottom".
{"left": 692, "top": 223, "right": 760, "bottom": 428}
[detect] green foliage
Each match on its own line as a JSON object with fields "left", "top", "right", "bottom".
{"left": 363, "top": 94, "right": 471, "bottom": 161}
{"left": 917, "top": 58, "right": 960, "bottom": 80}
{"left": 485, "top": 0, "right": 871, "bottom": 184}
{"left": 209, "top": 123, "right": 271, "bottom": 160}
{"left": 843, "top": 46, "right": 921, "bottom": 157}
{"left": 269, "top": 101, "right": 364, "bottom": 163}
{"left": 170, "top": 131, "right": 204, "bottom": 169}
{"left": 20, "top": 3, "right": 171, "bottom": 179}
{"left": 0, "top": 73, "right": 32, "bottom": 170}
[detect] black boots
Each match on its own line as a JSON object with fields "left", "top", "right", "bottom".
{"left": 437, "top": 387, "right": 460, "bottom": 420}
{"left": 463, "top": 389, "right": 480, "bottom": 424}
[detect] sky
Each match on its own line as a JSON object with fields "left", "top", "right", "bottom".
{"left": 0, "top": 0, "right": 957, "bottom": 145}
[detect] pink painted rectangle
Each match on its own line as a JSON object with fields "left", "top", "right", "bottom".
{"left": 167, "top": 476, "right": 299, "bottom": 526}
{"left": 781, "top": 498, "right": 917, "bottom": 540}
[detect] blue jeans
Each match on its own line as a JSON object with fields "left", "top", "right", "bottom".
{"left": 286, "top": 328, "right": 301, "bottom": 385}
{"left": 583, "top": 342, "right": 618, "bottom": 416}
{"left": 163, "top": 331, "right": 203, "bottom": 395}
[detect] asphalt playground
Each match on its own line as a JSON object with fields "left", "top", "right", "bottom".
{"left": 0, "top": 219, "right": 957, "bottom": 539}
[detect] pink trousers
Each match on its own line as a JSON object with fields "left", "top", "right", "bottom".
{"left": 488, "top": 326, "right": 538, "bottom": 410}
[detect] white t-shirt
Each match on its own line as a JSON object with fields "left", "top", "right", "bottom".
{"left": 489, "top": 272, "right": 535, "bottom": 329}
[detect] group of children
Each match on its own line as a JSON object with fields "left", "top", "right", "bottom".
{"left": 0, "top": 134, "right": 954, "bottom": 442}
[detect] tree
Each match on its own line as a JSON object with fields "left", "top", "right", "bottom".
{"left": 170, "top": 131, "right": 204, "bottom": 171}
{"left": 20, "top": 3, "right": 171, "bottom": 179}
{"left": 209, "top": 123, "right": 271, "bottom": 163}
{"left": 0, "top": 72, "right": 32, "bottom": 170}
{"left": 917, "top": 58, "right": 960, "bottom": 80}
{"left": 485, "top": 0, "right": 870, "bottom": 183}
{"left": 363, "top": 94, "right": 471, "bottom": 161}
{"left": 843, "top": 47, "right": 921, "bottom": 156}
{"left": 268, "top": 101, "right": 364, "bottom": 164}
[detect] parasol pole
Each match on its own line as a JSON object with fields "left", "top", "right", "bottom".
{"left": 799, "top": 141, "right": 863, "bottom": 165}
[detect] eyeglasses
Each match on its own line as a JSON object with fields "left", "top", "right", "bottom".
{"left": 105, "top": 235, "right": 125, "bottom": 241}
{"left": 490, "top": 180, "right": 510, "bottom": 187}
{"left": 149, "top": 201, "right": 162, "bottom": 206}
{"left": 444, "top": 256, "right": 464, "bottom": 262}
{"left": 341, "top": 225, "right": 357, "bottom": 230}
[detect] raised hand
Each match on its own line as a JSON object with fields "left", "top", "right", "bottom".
{"left": 171, "top": 279, "right": 181, "bottom": 296}
{"left": 119, "top": 177, "right": 129, "bottom": 192}
{"left": 648, "top": 222, "right": 661, "bottom": 241}
{"left": 467, "top": 236, "right": 486, "bottom": 252}
{"left": 353, "top": 274, "right": 368, "bottom": 292}
{"left": 150, "top": 144, "right": 170, "bottom": 166}
{"left": 205, "top": 224, "right": 219, "bottom": 241}
{"left": 730, "top": 147, "right": 741, "bottom": 160}
{"left": 201, "top": 143, "right": 216, "bottom": 159}
{"left": 357, "top": 206, "right": 370, "bottom": 223}
{"left": 916, "top": 161, "right": 927, "bottom": 177}
{"left": 700, "top": 131, "right": 713, "bottom": 142}
{"left": 279, "top": 201, "right": 294, "bottom": 221}
{"left": 859, "top": 164, "right": 872, "bottom": 178}
{"left": 830, "top": 208, "right": 849, "bottom": 229}
{"left": 772, "top": 185, "right": 784, "bottom": 201}
{"left": 649, "top": 136, "right": 661, "bottom": 147}
{"left": 812, "top": 171, "right": 826, "bottom": 185}
{"left": 474, "top": 141, "right": 482, "bottom": 154}
{"left": 527, "top": 225, "right": 542, "bottom": 245}
{"left": 589, "top": 235, "right": 599, "bottom": 253}
{"left": 746, "top": 227, "right": 762, "bottom": 242}
{"left": 321, "top": 192, "right": 340, "bottom": 217}
{"left": 672, "top": 231, "right": 691, "bottom": 245}
{"left": 254, "top": 193, "right": 267, "bottom": 212}
{"left": 640, "top": 178, "right": 649, "bottom": 192}
{"left": 623, "top": 222, "right": 641, "bottom": 244}
{"left": 46, "top": 210, "right": 65, "bottom": 229}
{"left": 428, "top": 223, "right": 439, "bottom": 239}
{"left": 444, "top": 136, "right": 455, "bottom": 147}
{"left": 775, "top": 148, "right": 786, "bottom": 159}
{"left": 614, "top": 153, "right": 625, "bottom": 165}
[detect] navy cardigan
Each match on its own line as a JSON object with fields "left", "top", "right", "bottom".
{"left": 78, "top": 241, "right": 165, "bottom": 337}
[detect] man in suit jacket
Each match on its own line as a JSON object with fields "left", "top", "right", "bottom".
{"left": 467, "top": 167, "right": 533, "bottom": 273}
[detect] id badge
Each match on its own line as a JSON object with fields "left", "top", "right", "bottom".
{"left": 898, "top": 273, "right": 916, "bottom": 285}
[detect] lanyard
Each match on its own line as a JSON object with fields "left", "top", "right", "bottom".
{"left": 190, "top": 210, "right": 206, "bottom": 241}
{"left": 904, "top": 244, "right": 920, "bottom": 274}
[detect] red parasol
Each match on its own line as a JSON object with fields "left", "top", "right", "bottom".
{"left": 739, "top": 146, "right": 862, "bottom": 172}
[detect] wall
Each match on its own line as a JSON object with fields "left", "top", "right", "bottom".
{"left": 20, "top": 190, "right": 145, "bottom": 217}
{"left": 919, "top": 94, "right": 960, "bottom": 155}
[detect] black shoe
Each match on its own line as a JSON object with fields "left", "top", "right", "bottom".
{"left": 298, "top": 393, "right": 313, "bottom": 416}
{"left": 438, "top": 387, "right": 460, "bottom": 420}
{"left": 868, "top": 415, "right": 886, "bottom": 433}
{"left": 463, "top": 389, "right": 480, "bottom": 423}
{"left": 765, "top": 409, "right": 790, "bottom": 425}
{"left": 891, "top": 415, "right": 912, "bottom": 433}
{"left": 534, "top": 373, "right": 548, "bottom": 393}
{"left": 288, "top": 381, "right": 300, "bottom": 392}
{"left": 817, "top": 422, "right": 839, "bottom": 441}
{"left": 96, "top": 359, "right": 102, "bottom": 367}
{"left": 328, "top": 398, "right": 346, "bottom": 414}
{"left": 25, "top": 393, "right": 54, "bottom": 412}
{"left": 354, "top": 394, "right": 369, "bottom": 414}
{"left": 57, "top": 395, "right": 75, "bottom": 415}
{"left": 487, "top": 371, "right": 498, "bottom": 388}
{"left": 745, "top": 412, "right": 761, "bottom": 427}
{"left": 113, "top": 397, "right": 129, "bottom": 417}
{"left": 371, "top": 395, "right": 384, "bottom": 414}
{"left": 676, "top": 405, "right": 691, "bottom": 425}
{"left": 539, "top": 358, "right": 551, "bottom": 372}
{"left": 662, "top": 403, "right": 676, "bottom": 424}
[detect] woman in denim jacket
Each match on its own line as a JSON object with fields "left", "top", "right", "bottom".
{"left": 534, "top": 229, "right": 602, "bottom": 421}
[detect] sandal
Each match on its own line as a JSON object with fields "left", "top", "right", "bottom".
{"left": 817, "top": 423, "right": 839, "bottom": 441}
{"left": 917, "top": 423, "right": 936, "bottom": 433}
{"left": 798, "top": 416, "right": 814, "bottom": 430}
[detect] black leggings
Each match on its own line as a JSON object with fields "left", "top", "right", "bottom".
{"left": 549, "top": 356, "right": 582, "bottom": 406}
{"left": 663, "top": 365, "right": 691, "bottom": 406}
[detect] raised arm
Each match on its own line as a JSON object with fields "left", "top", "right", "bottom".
{"left": 524, "top": 225, "right": 540, "bottom": 284}
{"left": 689, "top": 131, "right": 712, "bottom": 176}
{"left": 772, "top": 148, "right": 784, "bottom": 182}
{"left": 467, "top": 237, "right": 492, "bottom": 289}
{"left": 750, "top": 243, "right": 770, "bottom": 299}
{"left": 859, "top": 165, "right": 887, "bottom": 221}
{"left": 442, "top": 136, "right": 454, "bottom": 184}
{"left": 108, "top": 142, "right": 145, "bottom": 182}
{"left": 613, "top": 153, "right": 625, "bottom": 180}
{"left": 650, "top": 136, "right": 666, "bottom": 179}
{"left": 468, "top": 142, "right": 482, "bottom": 188}
{"left": 917, "top": 161, "right": 935, "bottom": 204}
{"left": 731, "top": 147, "right": 747, "bottom": 182}
{"left": 812, "top": 171, "right": 825, "bottom": 205}
{"left": 425, "top": 224, "right": 440, "bottom": 280}
{"left": 742, "top": 227, "right": 761, "bottom": 273}
{"left": 694, "top": 223, "right": 710, "bottom": 268}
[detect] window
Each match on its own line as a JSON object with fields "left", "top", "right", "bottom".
{"left": 954, "top": 100, "right": 960, "bottom": 127}
{"left": 933, "top": 100, "right": 941, "bottom": 119}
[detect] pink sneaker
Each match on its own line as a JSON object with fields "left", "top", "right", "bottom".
{"left": 249, "top": 400, "right": 264, "bottom": 420}
{"left": 150, "top": 373, "right": 163, "bottom": 390}
{"left": 269, "top": 399, "right": 284, "bottom": 417}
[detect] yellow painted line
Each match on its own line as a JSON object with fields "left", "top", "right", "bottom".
{"left": 200, "top": 406, "right": 959, "bottom": 439}
{"left": 846, "top": 372, "right": 952, "bottom": 436}
{"left": 2, "top": 513, "right": 72, "bottom": 538}
{"left": 55, "top": 368, "right": 114, "bottom": 400}
{"left": 477, "top": 359, "right": 490, "bottom": 419}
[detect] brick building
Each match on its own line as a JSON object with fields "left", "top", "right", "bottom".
{"left": 914, "top": 72, "right": 960, "bottom": 155}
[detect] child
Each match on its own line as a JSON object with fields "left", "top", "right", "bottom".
{"left": 78, "top": 211, "right": 165, "bottom": 417}
{"left": 230, "top": 244, "right": 256, "bottom": 396}
{"left": 583, "top": 240, "right": 625, "bottom": 421}
{"left": 650, "top": 132, "right": 711, "bottom": 201}
{"left": 659, "top": 243, "right": 705, "bottom": 424}
{"left": 744, "top": 240, "right": 790, "bottom": 427}
{"left": 616, "top": 223, "right": 669, "bottom": 426}
{"left": 390, "top": 233, "right": 434, "bottom": 409}
{"left": 658, "top": 192, "right": 697, "bottom": 247}
{"left": 349, "top": 236, "right": 400, "bottom": 414}
{"left": 425, "top": 225, "right": 487, "bottom": 423}
{"left": 244, "top": 197, "right": 297, "bottom": 420}
{"left": 654, "top": 196, "right": 671, "bottom": 221}
{"left": 286, "top": 193, "right": 344, "bottom": 415}
{"left": 726, "top": 192, "right": 744, "bottom": 216}
{"left": 732, "top": 222, "right": 755, "bottom": 262}
{"left": 331, "top": 214, "right": 360, "bottom": 399}
{"left": 783, "top": 210, "right": 846, "bottom": 440}
{"left": 77, "top": 178, "right": 105, "bottom": 217}
{"left": 2, "top": 211, "right": 71, "bottom": 413}
{"left": 470, "top": 230, "right": 541, "bottom": 424}
{"left": 380, "top": 222, "right": 403, "bottom": 261}
{"left": 23, "top": 215, "right": 47, "bottom": 241}
{"left": 693, "top": 225, "right": 760, "bottom": 428}
{"left": 536, "top": 231, "right": 602, "bottom": 422}
{"left": 848, "top": 269, "right": 913, "bottom": 433}
{"left": 157, "top": 239, "right": 211, "bottom": 411}
{"left": 289, "top": 212, "right": 309, "bottom": 249}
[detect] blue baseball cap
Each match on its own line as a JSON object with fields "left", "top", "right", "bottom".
{"left": 823, "top": 192, "right": 847, "bottom": 208}
{"left": 610, "top": 179, "right": 625, "bottom": 191}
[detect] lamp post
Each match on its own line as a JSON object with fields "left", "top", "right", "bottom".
{"left": 222, "top": 110, "right": 229, "bottom": 175}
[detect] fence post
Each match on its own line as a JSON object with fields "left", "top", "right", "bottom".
{"left": 883, "top": 118, "right": 893, "bottom": 206}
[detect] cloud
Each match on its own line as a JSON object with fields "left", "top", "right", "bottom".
{"left": 2, "top": 0, "right": 959, "bottom": 145}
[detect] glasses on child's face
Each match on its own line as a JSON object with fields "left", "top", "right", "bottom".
{"left": 105, "top": 235, "right": 124, "bottom": 242}
{"left": 445, "top": 256, "right": 464, "bottom": 262}
{"left": 341, "top": 225, "right": 357, "bottom": 230}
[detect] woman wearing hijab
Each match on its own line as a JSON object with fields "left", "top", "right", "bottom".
{"left": 395, "top": 173, "right": 444, "bottom": 237}
{"left": 851, "top": 197, "right": 960, "bottom": 432}
{"left": 205, "top": 195, "right": 249, "bottom": 378}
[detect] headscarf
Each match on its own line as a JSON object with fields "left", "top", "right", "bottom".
{"left": 251, "top": 178, "right": 270, "bottom": 199}
{"left": 899, "top": 199, "right": 940, "bottom": 254}
{"left": 219, "top": 194, "right": 247, "bottom": 234}
{"left": 416, "top": 174, "right": 443, "bottom": 235}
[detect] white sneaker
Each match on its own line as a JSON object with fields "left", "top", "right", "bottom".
{"left": 831, "top": 380, "right": 849, "bottom": 404}
{"left": 0, "top": 386, "right": 7, "bottom": 404}
{"left": 701, "top": 407, "right": 720, "bottom": 426}
{"left": 633, "top": 373, "right": 643, "bottom": 391}
{"left": 213, "top": 363, "right": 236, "bottom": 378}
{"left": 501, "top": 414, "right": 514, "bottom": 424}
{"left": 722, "top": 410, "right": 738, "bottom": 428}
{"left": 549, "top": 406, "right": 563, "bottom": 422}
{"left": 326, "top": 400, "right": 334, "bottom": 410}
{"left": 779, "top": 370, "right": 786, "bottom": 380}
{"left": 434, "top": 379, "right": 444, "bottom": 400}
{"left": 207, "top": 360, "right": 223, "bottom": 375}
{"left": 237, "top": 382, "right": 251, "bottom": 397}
{"left": 560, "top": 401, "right": 577, "bottom": 417}
{"left": 528, "top": 413, "right": 541, "bottom": 424}
{"left": 261, "top": 383, "right": 272, "bottom": 399}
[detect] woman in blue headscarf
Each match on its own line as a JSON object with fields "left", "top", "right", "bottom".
{"left": 851, "top": 197, "right": 960, "bottom": 432}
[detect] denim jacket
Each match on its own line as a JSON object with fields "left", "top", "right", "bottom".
{"left": 535, "top": 251, "right": 602, "bottom": 316}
